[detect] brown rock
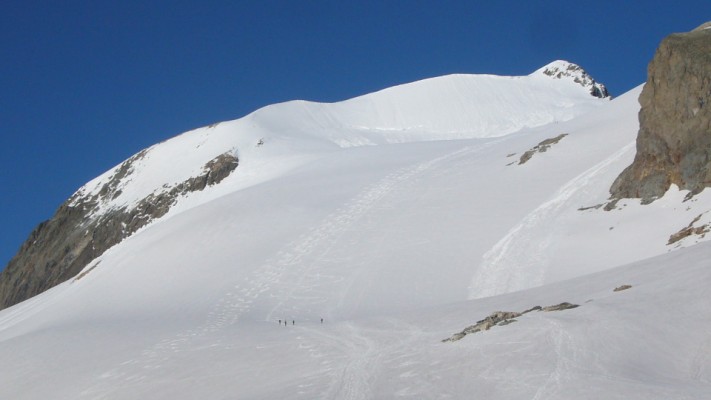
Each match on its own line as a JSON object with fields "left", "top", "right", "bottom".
{"left": 518, "top": 134, "right": 568, "bottom": 165}
{"left": 610, "top": 23, "right": 711, "bottom": 203}
{"left": 613, "top": 284, "right": 632, "bottom": 292}
{"left": 541, "top": 302, "right": 579, "bottom": 312}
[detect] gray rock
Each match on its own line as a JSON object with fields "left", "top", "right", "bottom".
{"left": 610, "top": 23, "right": 711, "bottom": 203}
{"left": 613, "top": 284, "right": 632, "bottom": 292}
{"left": 442, "top": 311, "right": 521, "bottom": 342}
{"left": 443, "top": 302, "right": 580, "bottom": 342}
{"left": 541, "top": 302, "right": 579, "bottom": 312}
{"left": 518, "top": 134, "right": 568, "bottom": 165}
{"left": 667, "top": 213, "right": 710, "bottom": 245}
{"left": 522, "top": 305, "right": 542, "bottom": 314}
{"left": 0, "top": 152, "right": 239, "bottom": 310}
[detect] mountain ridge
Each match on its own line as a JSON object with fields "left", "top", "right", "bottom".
{"left": 0, "top": 60, "right": 609, "bottom": 310}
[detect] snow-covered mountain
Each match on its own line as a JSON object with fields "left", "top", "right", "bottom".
{"left": 0, "top": 59, "right": 611, "bottom": 310}
{"left": 1, "top": 58, "right": 710, "bottom": 399}
{"left": 77, "top": 59, "right": 608, "bottom": 216}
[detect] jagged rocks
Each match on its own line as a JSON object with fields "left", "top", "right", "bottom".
{"left": 522, "top": 305, "right": 543, "bottom": 313}
{"left": 540, "top": 61, "right": 610, "bottom": 99}
{"left": 610, "top": 22, "right": 711, "bottom": 203}
{"left": 517, "top": 134, "right": 568, "bottom": 165}
{"left": 0, "top": 152, "right": 239, "bottom": 310}
{"left": 442, "top": 302, "right": 579, "bottom": 342}
{"left": 667, "top": 213, "right": 711, "bottom": 245}
{"left": 442, "top": 311, "right": 521, "bottom": 342}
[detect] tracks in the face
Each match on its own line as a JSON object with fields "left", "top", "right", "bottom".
{"left": 80, "top": 140, "right": 499, "bottom": 398}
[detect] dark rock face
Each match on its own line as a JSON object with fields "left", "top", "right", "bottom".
{"left": 610, "top": 23, "right": 711, "bottom": 203}
{"left": 0, "top": 152, "right": 238, "bottom": 310}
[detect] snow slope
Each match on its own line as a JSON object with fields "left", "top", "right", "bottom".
{"left": 1, "top": 62, "right": 710, "bottom": 399}
{"left": 74, "top": 60, "right": 606, "bottom": 216}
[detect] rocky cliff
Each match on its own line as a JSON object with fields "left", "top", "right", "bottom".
{"left": 610, "top": 22, "right": 711, "bottom": 203}
{"left": 0, "top": 151, "right": 238, "bottom": 310}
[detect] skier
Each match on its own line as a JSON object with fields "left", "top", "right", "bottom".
{"left": 292, "top": 320, "right": 295, "bottom": 325}
{"left": 278, "top": 319, "right": 282, "bottom": 325}
{"left": 320, "top": 318, "right": 323, "bottom": 324}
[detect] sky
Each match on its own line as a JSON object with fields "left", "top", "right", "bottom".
{"left": 1, "top": 0, "right": 710, "bottom": 269}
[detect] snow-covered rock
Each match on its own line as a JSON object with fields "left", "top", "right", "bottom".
{"left": 536, "top": 60, "right": 611, "bottom": 98}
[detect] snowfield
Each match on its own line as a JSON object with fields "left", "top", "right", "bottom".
{"left": 1, "top": 61, "right": 710, "bottom": 399}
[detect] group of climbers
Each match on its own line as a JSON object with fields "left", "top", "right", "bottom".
{"left": 277, "top": 318, "right": 324, "bottom": 326}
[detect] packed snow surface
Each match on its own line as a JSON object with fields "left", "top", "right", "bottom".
{"left": 1, "top": 63, "right": 710, "bottom": 399}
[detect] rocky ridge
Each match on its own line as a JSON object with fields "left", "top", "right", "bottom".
{"left": 514, "top": 133, "right": 568, "bottom": 165}
{"left": 0, "top": 151, "right": 238, "bottom": 310}
{"left": 610, "top": 22, "right": 711, "bottom": 203}
{"left": 442, "top": 302, "right": 580, "bottom": 342}
{"left": 0, "top": 61, "right": 612, "bottom": 310}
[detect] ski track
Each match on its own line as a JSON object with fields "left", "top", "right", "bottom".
{"left": 531, "top": 319, "right": 575, "bottom": 400}
{"left": 262, "top": 138, "right": 505, "bottom": 322}
{"left": 290, "top": 324, "right": 378, "bottom": 400}
{"left": 330, "top": 324, "right": 378, "bottom": 400}
{"left": 294, "top": 320, "right": 428, "bottom": 399}
{"left": 468, "top": 142, "right": 635, "bottom": 299}
{"left": 690, "top": 336, "right": 711, "bottom": 383}
{"left": 79, "top": 139, "right": 501, "bottom": 398}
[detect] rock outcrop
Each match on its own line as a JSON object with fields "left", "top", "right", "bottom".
{"left": 0, "top": 152, "right": 238, "bottom": 310}
{"left": 516, "top": 133, "right": 568, "bottom": 165}
{"left": 667, "top": 212, "right": 710, "bottom": 245}
{"left": 442, "top": 302, "right": 579, "bottom": 342}
{"left": 610, "top": 22, "right": 711, "bottom": 203}
{"left": 442, "top": 311, "right": 522, "bottom": 342}
{"left": 613, "top": 284, "right": 632, "bottom": 292}
{"left": 540, "top": 61, "right": 610, "bottom": 99}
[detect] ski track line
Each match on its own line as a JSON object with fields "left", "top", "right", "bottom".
{"left": 78, "top": 141, "right": 497, "bottom": 398}
{"left": 468, "top": 142, "right": 635, "bottom": 299}
{"left": 332, "top": 325, "right": 378, "bottom": 400}
{"left": 531, "top": 319, "right": 574, "bottom": 400}
{"left": 690, "top": 336, "right": 711, "bottom": 383}
{"left": 295, "top": 320, "right": 426, "bottom": 399}
{"left": 287, "top": 323, "right": 379, "bottom": 400}
{"left": 306, "top": 325, "right": 378, "bottom": 400}
{"left": 263, "top": 138, "right": 506, "bottom": 321}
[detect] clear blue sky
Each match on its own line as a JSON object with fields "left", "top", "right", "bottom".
{"left": 1, "top": 1, "right": 710, "bottom": 269}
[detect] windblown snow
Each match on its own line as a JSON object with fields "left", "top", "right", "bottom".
{"left": 1, "top": 61, "right": 710, "bottom": 399}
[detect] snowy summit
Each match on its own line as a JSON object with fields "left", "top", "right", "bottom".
{"left": 536, "top": 60, "right": 611, "bottom": 99}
